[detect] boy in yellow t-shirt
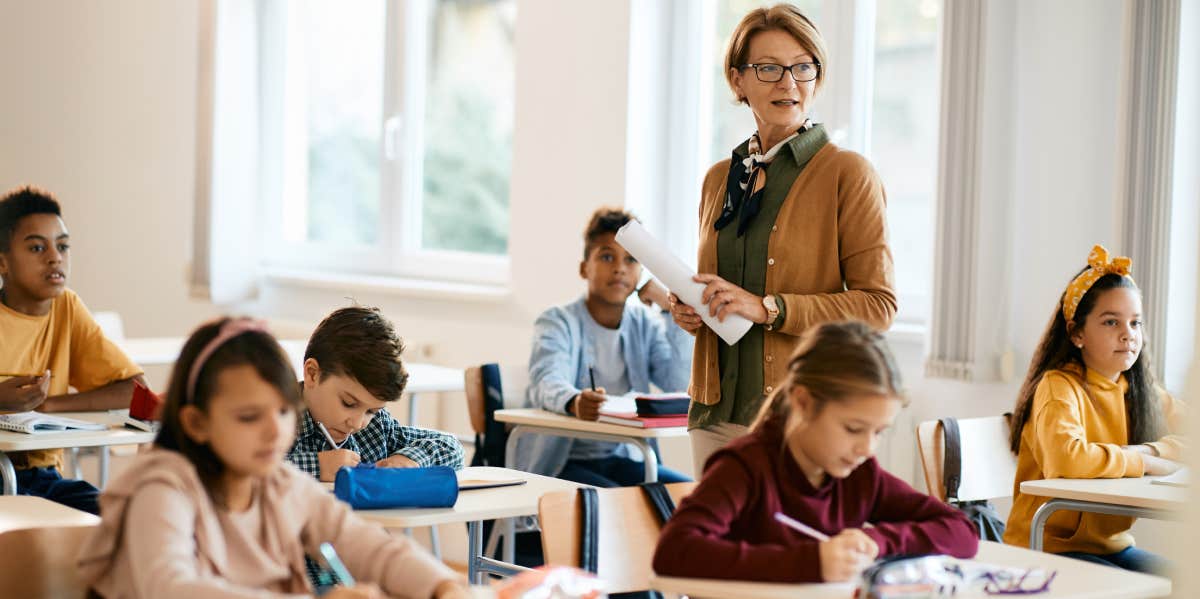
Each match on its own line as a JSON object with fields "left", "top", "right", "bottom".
{"left": 0, "top": 186, "right": 144, "bottom": 514}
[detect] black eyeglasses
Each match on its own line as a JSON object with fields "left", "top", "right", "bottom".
{"left": 740, "top": 62, "right": 821, "bottom": 83}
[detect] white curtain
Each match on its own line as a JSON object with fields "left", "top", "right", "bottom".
{"left": 191, "top": 0, "right": 261, "bottom": 304}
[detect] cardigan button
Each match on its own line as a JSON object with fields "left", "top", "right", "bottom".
{"left": 765, "top": 386, "right": 774, "bottom": 393}
{"left": 772, "top": 225, "right": 778, "bottom": 232}
{"left": 766, "top": 355, "right": 774, "bottom": 363}
{"left": 768, "top": 258, "right": 775, "bottom": 266}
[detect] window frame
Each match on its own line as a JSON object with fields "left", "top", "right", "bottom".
{"left": 258, "top": 0, "right": 512, "bottom": 287}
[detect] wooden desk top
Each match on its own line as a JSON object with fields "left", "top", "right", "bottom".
{"left": 494, "top": 408, "right": 688, "bottom": 439}
{"left": 0, "top": 410, "right": 157, "bottom": 452}
{"left": 0, "top": 496, "right": 100, "bottom": 534}
{"left": 650, "top": 541, "right": 1172, "bottom": 599}
{"left": 1019, "top": 477, "right": 1187, "bottom": 512}
{"left": 341, "top": 467, "right": 582, "bottom": 528}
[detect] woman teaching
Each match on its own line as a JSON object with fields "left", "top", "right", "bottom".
{"left": 670, "top": 4, "right": 896, "bottom": 473}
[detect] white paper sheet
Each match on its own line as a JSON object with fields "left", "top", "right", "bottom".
{"left": 1151, "top": 467, "right": 1189, "bottom": 487}
{"left": 615, "top": 221, "right": 753, "bottom": 345}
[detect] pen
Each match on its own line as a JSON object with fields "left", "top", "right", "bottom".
{"left": 774, "top": 511, "right": 831, "bottom": 542}
{"left": 588, "top": 365, "right": 597, "bottom": 391}
{"left": 317, "top": 542, "right": 356, "bottom": 585}
{"left": 315, "top": 421, "right": 341, "bottom": 450}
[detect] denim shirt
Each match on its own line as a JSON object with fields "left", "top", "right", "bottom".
{"left": 513, "top": 296, "right": 694, "bottom": 477}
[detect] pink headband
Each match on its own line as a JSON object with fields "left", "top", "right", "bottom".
{"left": 186, "top": 318, "right": 270, "bottom": 403}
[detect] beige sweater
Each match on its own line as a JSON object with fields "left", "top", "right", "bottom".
{"left": 690, "top": 142, "right": 897, "bottom": 406}
{"left": 77, "top": 449, "right": 460, "bottom": 599}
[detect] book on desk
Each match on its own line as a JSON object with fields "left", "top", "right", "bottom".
{"left": 0, "top": 412, "right": 107, "bottom": 434}
{"left": 597, "top": 392, "right": 689, "bottom": 428}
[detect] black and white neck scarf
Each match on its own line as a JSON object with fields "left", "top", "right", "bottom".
{"left": 714, "top": 119, "right": 814, "bottom": 236}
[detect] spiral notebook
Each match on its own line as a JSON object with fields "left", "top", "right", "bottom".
{"left": 0, "top": 412, "right": 108, "bottom": 434}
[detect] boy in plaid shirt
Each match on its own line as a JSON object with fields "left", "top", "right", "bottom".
{"left": 287, "top": 306, "right": 464, "bottom": 481}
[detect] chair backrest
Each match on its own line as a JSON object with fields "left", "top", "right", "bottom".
{"left": 0, "top": 525, "right": 98, "bottom": 598}
{"left": 916, "top": 416, "right": 1016, "bottom": 502}
{"left": 464, "top": 363, "right": 528, "bottom": 435}
{"left": 92, "top": 311, "right": 125, "bottom": 342}
{"left": 538, "top": 483, "right": 696, "bottom": 594}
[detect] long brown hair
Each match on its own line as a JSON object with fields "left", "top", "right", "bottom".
{"left": 753, "top": 321, "right": 905, "bottom": 433}
{"left": 155, "top": 317, "right": 303, "bottom": 506}
{"left": 1008, "top": 272, "right": 1164, "bottom": 454}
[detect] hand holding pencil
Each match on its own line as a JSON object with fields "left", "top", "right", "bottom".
{"left": 0, "top": 369, "right": 51, "bottom": 412}
{"left": 571, "top": 366, "right": 607, "bottom": 421}
{"left": 775, "top": 512, "right": 877, "bottom": 582}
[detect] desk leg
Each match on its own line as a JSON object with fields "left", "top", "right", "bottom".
{"left": 0, "top": 452, "right": 16, "bottom": 495}
{"left": 503, "top": 426, "right": 527, "bottom": 470}
{"left": 1029, "top": 498, "right": 1177, "bottom": 551}
{"left": 468, "top": 520, "right": 484, "bottom": 585}
{"left": 408, "top": 392, "right": 419, "bottom": 426}
{"left": 99, "top": 447, "right": 110, "bottom": 487}
{"left": 631, "top": 439, "right": 659, "bottom": 483}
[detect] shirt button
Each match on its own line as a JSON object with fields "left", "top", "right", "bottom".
{"left": 768, "top": 258, "right": 775, "bottom": 265}
{"left": 765, "top": 386, "right": 774, "bottom": 393}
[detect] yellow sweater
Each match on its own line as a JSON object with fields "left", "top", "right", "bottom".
{"left": 1003, "top": 364, "right": 1186, "bottom": 554}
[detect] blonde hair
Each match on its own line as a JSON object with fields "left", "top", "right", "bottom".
{"left": 724, "top": 4, "right": 829, "bottom": 103}
{"left": 752, "top": 321, "right": 906, "bottom": 432}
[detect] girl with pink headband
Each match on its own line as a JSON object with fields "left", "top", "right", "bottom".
{"left": 77, "top": 317, "right": 469, "bottom": 599}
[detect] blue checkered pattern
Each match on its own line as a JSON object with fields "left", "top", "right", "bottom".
{"left": 290, "top": 408, "right": 464, "bottom": 587}
{"left": 288, "top": 409, "right": 465, "bottom": 477}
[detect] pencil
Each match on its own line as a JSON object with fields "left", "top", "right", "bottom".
{"left": 588, "top": 365, "right": 597, "bottom": 391}
{"left": 315, "top": 421, "right": 341, "bottom": 450}
{"left": 774, "top": 511, "right": 831, "bottom": 542}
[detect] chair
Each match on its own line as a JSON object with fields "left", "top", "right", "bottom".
{"left": 915, "top": 416, "right": 1016, "bottom": 502}
{"left": 0, "top": 496, "right": 100, "bottom": 598}
{"left": 538, "top": 483, "right": 696, "bottom": 594}
{"left": 0, "top": 525, "right": 98, "bottom": 598}
{"left": 463, "top": 364, "right": 531, "bottom": 563}
{"left": 464, "top": 363, "right": 530, "bottom": 466}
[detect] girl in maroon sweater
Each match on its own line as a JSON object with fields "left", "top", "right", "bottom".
{"left": 654, "top": 321, "right": 978, "bottom": 583}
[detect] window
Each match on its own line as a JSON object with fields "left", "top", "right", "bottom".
{"left": 685, "top": 0, "right": 940, "bottom": 323}
{"left": 260, "top": 0, "right": 515, "bottom": 283}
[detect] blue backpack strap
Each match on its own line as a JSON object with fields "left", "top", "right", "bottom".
{"left": 639, "top": 482, "right": 676, "bottom": 525}
{"left": 578, "top": 487, "right": 599, "bottom": 574}
{"left": 470, "top": 363, "right": 508, "bottom": 467}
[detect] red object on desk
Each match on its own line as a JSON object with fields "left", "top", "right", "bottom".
{"left": 129, "top": 381, "right": 163, "bottom": 421}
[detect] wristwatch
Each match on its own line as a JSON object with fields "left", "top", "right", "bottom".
{"left": 762, "top": 295, "right": 780, "bottom": 331}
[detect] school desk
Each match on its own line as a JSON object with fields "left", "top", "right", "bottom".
{"left": 1020, "top": 477, "right": 1187, "bottom": 551}
{"left": 0, "top": 410, "right": 156, "bottom": 495}
{"left": 649, "top": 540, "right": 1172, "bottom": 599}
{"left": 118, "top": 337, "right": 464, "bottom": 426}
{"left": 494, "top": 408, "right": 688, "bottom": 483}
{"left": 0, "top": 495, "right": 100, "bottom": 533}
{"left": 334, "top": 466, "right": 582, "bottom": 585}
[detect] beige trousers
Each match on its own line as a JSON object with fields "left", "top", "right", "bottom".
{"left": 689, "top": 422, "right": 750, "bottom": 476}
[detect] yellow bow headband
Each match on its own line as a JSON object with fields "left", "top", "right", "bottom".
{"left": 1062, "top": 245, "right": 1134, "bottom": 321}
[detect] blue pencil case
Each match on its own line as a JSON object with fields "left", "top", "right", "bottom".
{"left": 333, "top": 464, "right": 459, "bottom": 509}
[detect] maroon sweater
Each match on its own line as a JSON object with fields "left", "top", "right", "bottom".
{"left": 653, "top": 419, "right": 978, "bottom": 582}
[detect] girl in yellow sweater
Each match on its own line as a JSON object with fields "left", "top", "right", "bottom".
{"left": 1004, "top": 245, "right": 1185, "bottom": 573}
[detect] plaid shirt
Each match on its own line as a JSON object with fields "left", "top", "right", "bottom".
{"left": 287, "top": 409, "right": 465, "bottom": 477}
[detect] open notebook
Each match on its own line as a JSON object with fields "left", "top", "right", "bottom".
{"left": 0, "top": 412, "right": 108, "bottom": 434}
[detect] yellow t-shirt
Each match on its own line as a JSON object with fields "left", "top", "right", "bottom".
{"left": 1003, "top": 364, "right": 1186, "bottom": 554}
{"left": 0, "top": 288, "right": 143, "bottom": 470}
